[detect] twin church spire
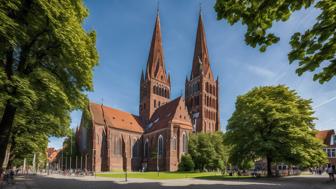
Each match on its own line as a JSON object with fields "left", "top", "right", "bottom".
{"left": 144, "top": 11, "right": 211, "bottom": 83}
{"left": 145, "top": 13, "right": 170, "bottom": 84}
{"left": 140, "top": 10, "right": 219, "bottom": 133}
{"left": 191, "top": 13, "right": 212, "bottom": 79}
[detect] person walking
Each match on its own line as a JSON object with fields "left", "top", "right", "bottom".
{"left": 327, "top": 164, "right": 335, "bottom": 181}
{"left": 332, "top": 164, "right": 336, "bottom": 182}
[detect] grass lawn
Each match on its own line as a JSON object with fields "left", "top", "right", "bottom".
{"left": 96, "top": 172, "right": 252, "bottom": 180}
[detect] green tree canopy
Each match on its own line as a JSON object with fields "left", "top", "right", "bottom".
{"left": 188, "top": 132, "right": 229, "bottom": 171}
{"left": 0, "top": 0, "right": 98, "bottom": 167}
{"left": 226, "top": 85, "right": 328, "bottom": 176}
{"left": 215, "top": 0, "right": 336, "bottom": 83}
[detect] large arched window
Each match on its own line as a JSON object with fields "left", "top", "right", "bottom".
{"left": 158, "top": 135, "right": 164, "bottom": 156}
{"left": 144, "top": 139, "right": 149, "bottom": 158}
{"left": 132, "top": 138, "right": 138, "bottom": 158}
{"left": 182, "top": 132, "right": 188, "bottom": 153}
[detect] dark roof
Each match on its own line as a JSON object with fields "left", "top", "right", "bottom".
{"left": 90, "top": 103, "right": 144, "bottom": 133}
{"left": 145, "top": 97, "right": 182, "bottom": 133}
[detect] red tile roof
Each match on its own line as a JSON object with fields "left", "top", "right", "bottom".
{"left": 316, "top": 129, "right": 335, "bottom": 146}
{"left": 47, "top": 148, "right": 60, "bottom": 163}
{"left": 90, "top": 103, "right": 144, "bottom": 133}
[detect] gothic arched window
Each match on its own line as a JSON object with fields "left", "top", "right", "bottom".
{"left": 144, "top": 139, "right": 149, "bottom": 158}
{"left": 158, "top": 135, "right": 164, "bottom": 156}
{"left": 182, "top": 132, "right": 188, "bottom": 153}
{"left": 172, "top": 136, "right": 177, "bottom": 150}
{"left": 132, "top": 138, "right": 138, "bottom": 158}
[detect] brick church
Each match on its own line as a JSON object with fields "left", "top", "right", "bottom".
{"left": 77, "top": 12, "right": 220, "bottom": 172}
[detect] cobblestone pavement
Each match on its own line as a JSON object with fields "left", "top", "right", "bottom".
{"left": 1, "top": 174, "right": 336, "bottom": 189}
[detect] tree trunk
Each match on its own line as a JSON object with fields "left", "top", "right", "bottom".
{"left": 266, "top": 155, "right": 273, "bottom": 177}
{"left": 0, "top": 100, "right": 17, "bottom": 168}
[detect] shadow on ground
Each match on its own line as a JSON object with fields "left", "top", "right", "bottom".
{"left": 17, "top": 175, "right": 336, "bottom": 189}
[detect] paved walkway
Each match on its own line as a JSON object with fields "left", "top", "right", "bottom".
{"left": 1, "top": 174, "right": 336, "bottom": 189}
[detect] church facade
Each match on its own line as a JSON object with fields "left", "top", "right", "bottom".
{"left": 76, "top": 12, "right": 220, "bottom": 172}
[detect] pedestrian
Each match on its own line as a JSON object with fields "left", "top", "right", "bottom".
{"left": 327, "top": 164, "right": 334, "bottom": 181}
{"left": 332, "top": 164, "right": 336, "bottom": 182}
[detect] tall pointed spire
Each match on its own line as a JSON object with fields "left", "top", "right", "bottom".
{"left": 140, "top": 70, "right": 144, "bottom": 83}
{"left": 140, "top": 11, "right": 171, "bottom": 122}
{"left": 145, "top": 12, "right": 167, "bottom": 82}
{"left": 191, "top": 12, "right": 211, "bottom": 79}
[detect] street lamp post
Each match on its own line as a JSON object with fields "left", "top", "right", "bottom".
{"left": 69, "top": 134, "right": 72, "bottom": 172}
{"left": 65, "top": 154, "right": 68, "bottom": 171}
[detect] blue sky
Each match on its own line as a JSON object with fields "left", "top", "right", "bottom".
{"left": 49, "top": 0, "right": 336, "bottom": 149}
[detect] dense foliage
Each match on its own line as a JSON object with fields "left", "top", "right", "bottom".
{"left": 188, "top": 132, "right": 229, "bottom": 171}
{"left": 226, "top": 85, "right": 328, "bottom": 176}
{"left": 215, "top": 0, "right": 336, "bottom": 83}
{"left": 178, "top": 154, "right": 195, "bottom": 171}
{"left": 0, "top": 0, "right": 98, "bottom": 167}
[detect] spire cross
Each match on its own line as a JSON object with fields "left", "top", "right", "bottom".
{"left": 157, "top": 0, "right": 160, "bottom": 15}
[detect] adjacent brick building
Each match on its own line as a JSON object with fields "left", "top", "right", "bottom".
{"left": 77, "top": 12, "right": 220, "bottom": 172}
{"left": 316, "top": 129, "right": 336, "bottom": 165}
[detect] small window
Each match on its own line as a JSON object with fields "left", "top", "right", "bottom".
{"left": 154, "top": 100, "right": 156, "bottom": 108}
{"left": 331, "top": 149, "right": 336, "bottom": 158}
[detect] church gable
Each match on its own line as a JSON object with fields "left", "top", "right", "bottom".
{"left": 90, "top": 102, "right": 144, "bottom": 133}
{"left": 144, "top": 97, "right": 180, "bottom": 133}
{"left": 171, "top": 98, "right": 192, "bottom": 124}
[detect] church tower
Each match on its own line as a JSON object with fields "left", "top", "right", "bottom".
{"left": 185, "top": 12, "right": 220, "bottom": 133}
{"left": 139, "top": 13, "right": 171, "bottom": 123}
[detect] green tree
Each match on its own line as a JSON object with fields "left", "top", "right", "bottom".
{"left": 215, "top": 0, "right": 336, "bottom": 83}
{"left": 226, "top": 85, "right": 328, "bottom": 177}
{"left": 178, "top": 154, "right": 195, "bottom": 171}
{"left": 0, "top": 0, "right": 98, "bottom": 167}
{"left": 188, "top": 132, "right": 229, "bottom": 171}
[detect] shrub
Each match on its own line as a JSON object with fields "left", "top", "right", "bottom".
{"left": 178, "top": 154, "right": 195, "bottom": 171}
